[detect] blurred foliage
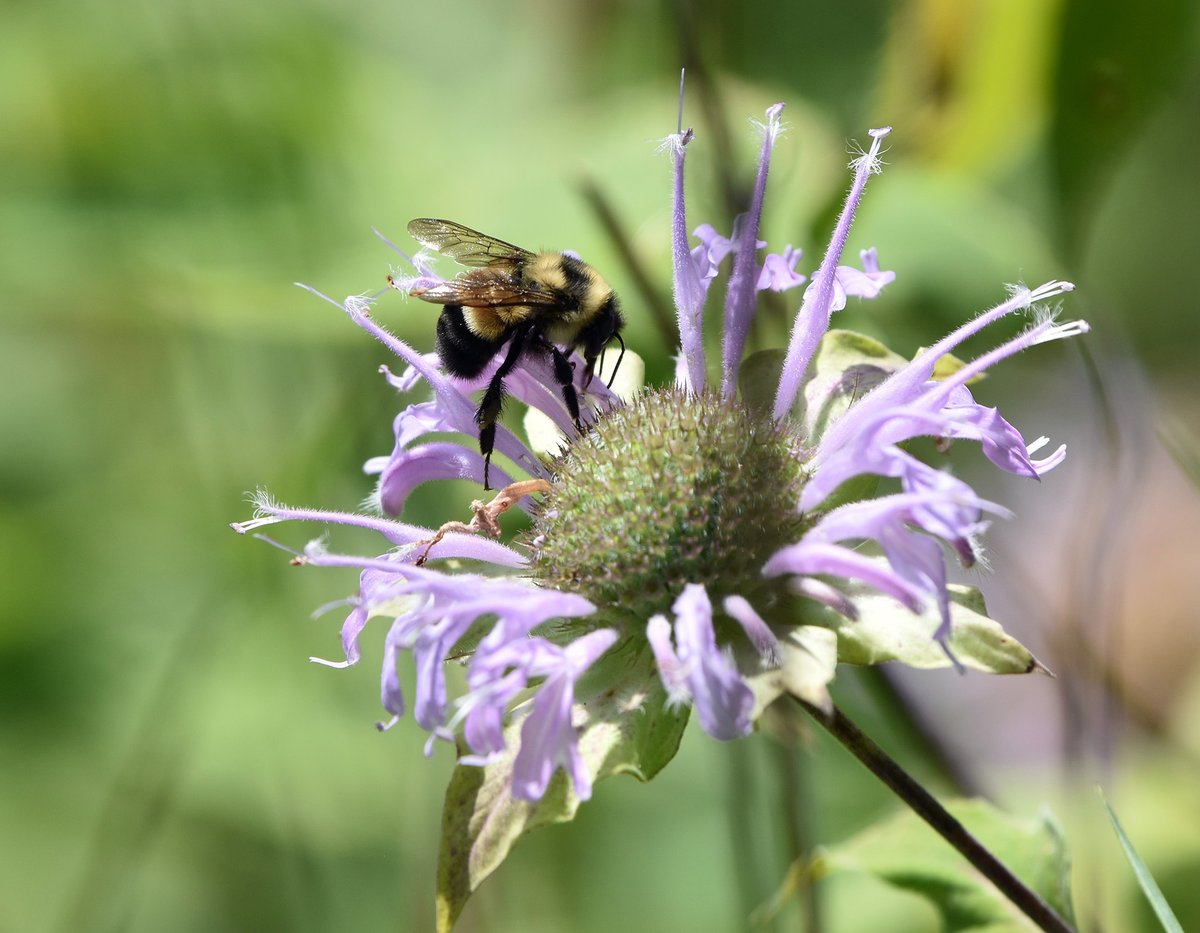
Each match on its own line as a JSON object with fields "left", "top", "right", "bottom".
{"left": 814, "top": 798, "right": 1075, "bottom": 929}
{"left": 1102, "top": 793, "right": 1184, "bottom": 932}
{"left": 3, "top": 0, "right": 1200, "bottom": 931}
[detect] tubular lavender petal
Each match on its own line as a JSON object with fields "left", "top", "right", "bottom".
{"left": 669, "top": 127, "right": 707, "bottom": 392}
{"left": 720, "top": 103, "right": 784, "bottom": 399}
{"left": 774, "top": 127, "right": 892, "bottom": 421}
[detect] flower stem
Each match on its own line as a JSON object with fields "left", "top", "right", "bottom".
{"left": 771, "top": 738, "right": 823, "bottom": 932}
{"left": 793, "top": 696, "right": 1075, "bottom": 933}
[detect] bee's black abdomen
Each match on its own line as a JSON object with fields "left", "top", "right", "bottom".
{"left": 436, "top": 305, "right": 502, "bottom": 378}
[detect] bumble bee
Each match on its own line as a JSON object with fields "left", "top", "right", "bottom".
{"left": 406, "top": 218, "right": 625, "bottom": 489}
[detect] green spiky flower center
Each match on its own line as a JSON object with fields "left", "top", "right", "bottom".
{"left": 530, "top": 388, "right": 809, "bottom": 627}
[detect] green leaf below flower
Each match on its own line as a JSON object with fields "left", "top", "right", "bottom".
{"left": 743, "top": 624, "right": 839, "bottom": 716}
{"left": 925, "top": 349, "right": 984, "bottom": 384}
{"left": 812, "top": 798, "right": 1076, "bottom": 930}
{"left": 737, "top": 348, "right": 786, "bottom": 416}
{"left": 827, "top": 582, "right": 1044, "bottom": 675}
{"left": 436, "top": 656, "right": 688, "bottom": 932}
{"left": 803, "top": 329, "right": 908, "bottom": 441}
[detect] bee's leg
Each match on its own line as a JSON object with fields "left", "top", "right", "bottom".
{"left": 553, "top": 348, "right": 583, "bottom": 431}
{"left": 533, "top": 335, "right": 583, "bottom": 432}
{"left": 476, "top": 326, "right": 531, "bottom": 490}
{"left": 477, "top": 422, "right": 497, "bottom": 490}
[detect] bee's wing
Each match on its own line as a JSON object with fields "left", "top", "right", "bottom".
{"left": 407, "top": 219, "right": 535, "bottom": 268}
{"left": 410, "top": 269, "right": 561, "bottom": 308}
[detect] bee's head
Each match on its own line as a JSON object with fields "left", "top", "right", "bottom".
{"left": 580, "top": 293, "right": 625, "bottom": 388}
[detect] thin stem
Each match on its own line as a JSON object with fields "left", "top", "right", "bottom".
{"left": 723, "top": 743, "right": 764, "bottom": 929}
{"left": 793, "top": 697, "right": 1075, "bottom": 933}
{"left": 770, "top": 737, "right": 822, "bottom": 932}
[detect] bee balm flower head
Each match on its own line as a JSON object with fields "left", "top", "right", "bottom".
{"left": 233, "top": 103, "right": 1084, "bottom": 815}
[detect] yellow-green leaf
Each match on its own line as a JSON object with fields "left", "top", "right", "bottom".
{"left": 743, "top": 624, "right": 839, "bottom": 715}
{"left": 803, "top": 329, "right": 908, "bottom": 440}
{"left": 815, "top": 799, "right": 1075, "bottom": 930}
{"left": 829, "top": 583, "right": 1043, "bottom": 675}
{"left": 436, "top": 660, "right": 687, "bottom": 931}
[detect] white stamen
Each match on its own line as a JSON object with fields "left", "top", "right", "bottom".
{"left": 1026, "top": 435, "right": 1051, "bottom": 455}
{"left": 1030, "top": 280, "right": 1075, "bottom": 302}
{"left": 310, "top": 655, "right": 354, "bottom": 670}
{"left": 229, "top": 515, "right": 280, "bottom": 534}
{"left": 850, "top": 126, "right": 892, "bottom": 175}
{"left": 248, "top": 533, "right": 303, "bottom": 558}
{"left": 1032, "top": 319, "right": 1091, "bottom": 344}
{"left": 294, "top": 282, "right": 345, "bottom": 310}
{"left": 750, "top": 102, "right": 787, "bottom": 142}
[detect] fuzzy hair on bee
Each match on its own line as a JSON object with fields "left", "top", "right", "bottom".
{"left": 405, "top": 218, "right": 626, "bottom": 489}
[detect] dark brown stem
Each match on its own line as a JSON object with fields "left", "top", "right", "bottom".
{"left": 794, "top": 697, "right": 1075, "bottom": 933}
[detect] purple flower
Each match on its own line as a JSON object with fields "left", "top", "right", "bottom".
{"left": 720, "top": 103, "right": 785, "bottom": 398}
{"left": 757, "top": 245, "right": 807, "bottom": 293}
{"left": 773, "top": 127, "right": 896, "bottom": 421}
{"left": 647, "top": 585, "right": 755, "bottom": 740}
{"left": 508, "top": 629, "right": 619, "bottom": 801}
{"left": 234, "top": 100, "right": 1086, "bottom": 805}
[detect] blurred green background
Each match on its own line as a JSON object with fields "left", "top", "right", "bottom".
{"left": 4, "top": 0, "right": 1200, "bottom": 930}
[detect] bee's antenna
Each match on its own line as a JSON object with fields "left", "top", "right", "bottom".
{"left": 605, "top": 332, "right": 627, "bottom": 390}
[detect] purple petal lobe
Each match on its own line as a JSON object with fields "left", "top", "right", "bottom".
{"left": 722, "top": 595, "right": 780, "bottom": 666}
{"left": 510, "top": 629, "right": 619, "bottom": 802}
{"left": 377, "top": 442, "right": 510, "bottom": 515}
{"left": 764, "top": 540, "right": 925, "bottom": 612}
{"left": 649, "top": 585, "right": 754, "bottom": 740}
{"left": 757, "top": 246, "right": 806, "bottom": 293}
